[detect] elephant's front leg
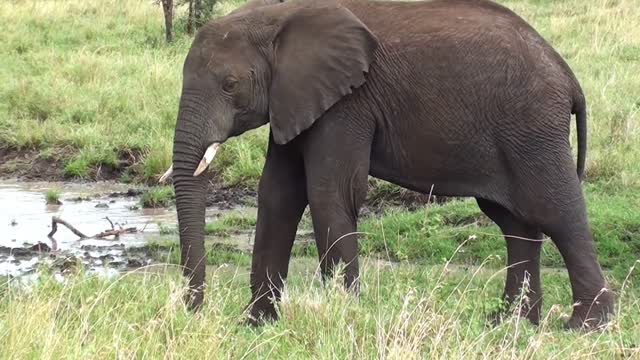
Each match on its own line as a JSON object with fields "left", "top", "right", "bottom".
{"left": 307, "top": 184, "right": 365, "bottom": 291}
{"left": 247, "top": 134, "right": 307, "bottom": 326}
{"left": 302, "top": 125, "right": 373, "bottom": 293}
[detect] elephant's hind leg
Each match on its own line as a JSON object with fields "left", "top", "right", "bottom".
{"left": 477, "top": 198, "right": 543, "bottom": 325}
{"left": 537, "top": 191, "right": 615, "bottom": 330}
{"left": 502, "top": 137, "right": 614, "bottom": 330}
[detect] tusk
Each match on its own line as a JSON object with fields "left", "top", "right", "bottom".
{"left": 159, "top": 165, "right": 173, "bottom": 183}
{"left": 193, "top": 143, "right": 220, "bottom": 177}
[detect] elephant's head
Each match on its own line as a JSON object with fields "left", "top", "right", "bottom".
{"left": 226, "top": 0, "right": 285, "bottom": 15}
{"left": 162, "top": 0, "right": 378, "bottom": 309}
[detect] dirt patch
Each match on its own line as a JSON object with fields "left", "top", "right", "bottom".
{"left": 0, "top": 243, "right": 51, "bottom": 260}
{"left": 363, "top": 188, "right": 453, "bottom": 215}
{"left": 201, "top": 173, "right": 441, "bottom": 213}
{"left": 94, "top": 149, "right": 145, "bottom": 181}
{"left": 205, "top": 177, "right": 257, "bottom": 209}
{"left": 0, "top": 147, "right": 67, "bottom": 181}
{"left": 137, "top": 172, "right": 255, "bottom": 209}
{"left": 107, "top": 188, "right": 145, "bottom": 198}
{"left": 0, "top": 147, "right": 144, "bottom": 182}
{"left": 206, "top": 179, "right": 444, "bottom": 213}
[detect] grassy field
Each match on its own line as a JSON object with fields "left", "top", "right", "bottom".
{"left": 1, "top": 0, "right": 640, "bottom": 358}
{"left": 1, "top": 260, "right": 639, "bottom": 359}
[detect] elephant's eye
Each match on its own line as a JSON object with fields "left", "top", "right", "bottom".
{"left": 222, "top": 76, "right": 238, "bottom": 93}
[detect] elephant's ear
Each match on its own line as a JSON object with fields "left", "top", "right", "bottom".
{"left": 268, "top": 3, "right": 379, "bottom": 144}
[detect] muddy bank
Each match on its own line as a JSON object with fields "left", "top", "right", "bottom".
{"left": 0, "top": 146, "right": 143, "bottom": 182}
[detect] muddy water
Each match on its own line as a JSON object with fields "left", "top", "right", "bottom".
{"left": 0, "top": 180, "right": 255, "bottom": 279}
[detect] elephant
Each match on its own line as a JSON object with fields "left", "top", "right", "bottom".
{"left": 160, "top": 0, "right": 615, "bottom": 330}
{"left": 227, "top": 0, "right": 284, "bottom": 15}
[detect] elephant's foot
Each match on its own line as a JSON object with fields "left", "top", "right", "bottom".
{"left": 245, "top": 296, "right": 279, "bottom": 327}
{"left": 184, "top": 287, "right": 204, "bottom": 312}
{"left": 487, "top": 296, "right": 542, "bottom": 327}
{"left": 564, "top": 291, "right": 615, "bottom": 331}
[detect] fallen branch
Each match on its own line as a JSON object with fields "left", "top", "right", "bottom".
{"left": 48, "top": 216, "right": 90, "bottom": 239}
{"left": 48, "top": 216, "right": 137, "bottom": 240}
{"left": 104, "top": 216, "right": 115, "bottom": 230}
{"left": 93, "top": 227, "right": 137, "bottom": 239}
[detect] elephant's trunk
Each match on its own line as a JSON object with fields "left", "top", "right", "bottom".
{"left": 172, "top": 101, "right": 210, "bottom": 310}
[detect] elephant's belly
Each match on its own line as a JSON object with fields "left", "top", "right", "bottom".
{"left": 369, "top": 135, "right": 502, "bottom": 198}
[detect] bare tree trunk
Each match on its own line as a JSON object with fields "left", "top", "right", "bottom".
{"left": 186, "top": 0, "right": 208, "bottom": 35}
{"left": 161, "top": 0, "right": 173, "bottom": 42}
{"left": 187, "top": 0, "right": 194, "bottom": 35}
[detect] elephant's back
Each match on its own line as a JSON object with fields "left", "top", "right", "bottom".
{"left": 345, "top": 0, "right": 579, "bottom": 108}
{"left": 345, "top": 0, "right": 564, "bottom": 67}
{"left": 345, "top": 0, "right": 548, "bottom": 52}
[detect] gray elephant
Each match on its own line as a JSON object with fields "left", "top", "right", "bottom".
{"left": 160, "top": 0, "right": 614, "bottom": 330}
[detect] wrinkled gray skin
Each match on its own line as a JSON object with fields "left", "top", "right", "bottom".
{"left": 169, "top": 0, "right": 614, "bottom": 330}
{"left": 227, "top": 0, "right": 284, "bottom": 14}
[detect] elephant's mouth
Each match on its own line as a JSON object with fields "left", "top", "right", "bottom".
{"left": 159, "top": 142, "right": 221, "bottom": 183}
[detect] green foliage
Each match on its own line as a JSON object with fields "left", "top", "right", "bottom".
{"left": 44, "top": 188, "right": 61, "bottom": 205}
{"left": 204, "top": 211, "right": 257, "bottom": 236}
{"left": 361, "top": 199, "right": 498, "bottom": 263}
{"left": 158, "top": 222, "right": 178, "bottom": 235}
{"left": 291, "top": 241, "right": 318, "bottom": 258}
{"left": 63, "top": 147, "right": 119, "bottom": 178}
{"left": 213, "top": 127, "right": 268, "bottom": 187}
{"left": 143, "top": 239, "right": 251, "bottom": 266}
{"left": 140, "top": 186, "right": 175, "bottom": 208}
{"left": 360, "top": 187, "right": 640, "bottom": 274}
{"left": 207, "top": 243, "right": 251, "bottom": 266}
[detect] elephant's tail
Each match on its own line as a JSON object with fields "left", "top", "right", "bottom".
{"left": 573, "top": 94, "right": 587, "bottom": 182}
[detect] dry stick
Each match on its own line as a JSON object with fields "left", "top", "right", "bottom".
{"left": 93, "top": 227, "right": 137, "bottom": 239}
{"left": 104, "top": 216, "right": 115, "bottom": 230}
{"left": 48, "top": 216, "right": 90, "bottom": 239}
{"left": 47, "top": 216, "right": 137, "bottom": 240}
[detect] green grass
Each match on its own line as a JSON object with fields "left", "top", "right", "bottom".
{"left": 140, "top": 186, "right": 175, "bottom": 208}
{"left": 0, "top": 259, "right": 638, "bottom": 358}
{"left": 156, "top": 211, "right": 259, "bottom": 236}
{"left": 204, "top": 211, "right": 257, "bottom": 236}
{"left": 142, "top": 238, "right": 251, "bottom": 267}
{"left": 360, "top": 185, "right": 640, "bottom": 278}
{"left": 44, "top": 188, "right": 62, "bottom": 205}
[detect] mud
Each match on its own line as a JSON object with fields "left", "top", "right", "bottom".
{"left": 0, "top": 147, "right": 67, "bottom": 182}
{"left": 205, "top": 181, "right": 257, "bottom": 209}
{"left": 0, "top": 146, "right": 144, "bottom": 182}
{"left": 363, "top": 191, "right": 451, "bottom": 216}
